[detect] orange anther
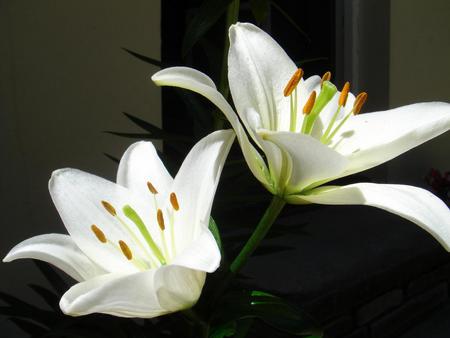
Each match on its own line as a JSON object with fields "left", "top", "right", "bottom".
{"left": 339, "top": 82, "right": 350, "bottom": 106}
{"left": 303, "top": 91, "right": 316, "bottom": 115}
{"left": 353, "top": 92, "right": 368, "bottom": 115}
{"left": 283, "top": 68, "right": 304, "bottom": 97}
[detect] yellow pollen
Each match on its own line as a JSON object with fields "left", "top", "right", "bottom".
{"left": 118, "top": 240, "right": 133, "bottom": 260}
{"left": 157, "top": 209, "right": 165, "bottom": 231}
{"left": 303, "top": 91, "right": 316, "bottom": 115}
{"left": 147, "top": 181, "right": 158, "bottom": 194}
{"left": 101, "top": 200, "right": 116, "bottom": 216}
{"left": 339, "top": 82, "right": 350, "bottom": 106}
{"left": 353, "top": 92, "right": 368, "bottom": 115}
{"left": 170, "top": 192, "right": 180, "bottom": 211}
{"left": 320, "top": 71, "right": 331, "bottom": 87}
{"left": 91, "top": 224, "right": 107, "bottom": 243}
{"left": 283, "top": 68, "right": 304, "bottom": 97}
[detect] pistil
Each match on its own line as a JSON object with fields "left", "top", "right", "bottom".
{"left": 123, "top": 205, "right": 166, "bottom": 265}
{"left": 302, "top": 81, "right": 337, "bottom": 135}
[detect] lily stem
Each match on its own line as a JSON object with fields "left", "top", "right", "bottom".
{"left": 230, "top": 195, "right": 286, "bottom": 274}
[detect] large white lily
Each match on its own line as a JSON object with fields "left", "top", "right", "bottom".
{"left": 152, "top": 23, "right": 450, "bottom": 250}
{"left": 3, "top": 130, "right": 235, "bottom": 317}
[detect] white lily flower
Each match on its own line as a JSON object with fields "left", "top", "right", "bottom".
{"left": 152, "top": 23, "right": 450, "bottom": 250}
{"left": 3, "top": 130, "right": 235, "bottom": 318}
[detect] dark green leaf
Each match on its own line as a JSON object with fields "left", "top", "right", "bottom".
{"left": 182, "top": 0, "right": 235, "bottom": 56}
{"left": 122, "top": 112, "right": 162, "bottom": 133}
{"left": 9, "top": 318, "right": 47, "bottom": 336}
{"left": 270, "top": 1, "right": 311, "bottom": 42}
{"left": 103, "top": 153, "right": 120, "bottom": 164}
{"left": 214, "top": 290, "right": 321, "bottom": 336}
{"left": 104, "top": 131, "right": 152, "bottom": 139}
{"left": 28, "top": 284, "right": 59, "bottom": 311}
{"left": 120, "top": 112, "right": 191, "bottom": 142}
{"left": 250, "top": 0, "right": 270, "bottom": 24}
{"left": 252, "top": 244, "right": 294, "bottom": 257}
{"left": 210, "top": 321, "right": 236, "bottom": 338}
{"left": 122, "top": 48, "right": 163, "bottom": 68}
{"left": 209, "top": 217, "right": 223, "bottom": 255}
{"left": 33, "top": 260, "right": 68, "bottom": 295}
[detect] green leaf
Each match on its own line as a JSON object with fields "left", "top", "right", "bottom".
{"left": 210, "top": 321, "right": 236, "bottom": 338}
{"left": 121, "top": 48, "right": 163, "bottom": 68}
{"left": 9, "top": 318, "right": 47, "bottom": 336}
{"left": 33, "top": 260, "right": 68, "bottom": 296}
{"left": 28, "top": 284, "right": 59, "bottom": 311}
{"left": 182, "top": 0, "right": 235, "bottom": 56}
{"left": 119, "top": 112, "right": 191, "bottom": 142}
{"left": 249, "top": 0, "right": 270, "bottom": 24}
{"left": 269, "top": 1, "right": 311, "bottom": 42}
{"left": 214, "top": 290, "right": 322, "bottom": 336}
{"left": 103, "top": 153, "right": 120, "bottom": 164}
{"left": 209, "top": 217, "right": 223, "bottom": 255}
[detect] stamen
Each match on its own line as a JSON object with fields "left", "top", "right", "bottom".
{"left": 118, "top": 240, "right": 133, "bottom": 260}
{"left": 101, "top": 200, "right": 116, "bottom": 216}
{"left": 147, "top": 181, "right": 158, "bottom": 194}
{"left": 91, "top": 224, "right": 107, "bottom": 243}
{"left": 353, "top": 92, "right": 368, "bottom": 114}
{"left": 303, "top": 91, "right": 316, "bottom": 115}
{"left": 170, "top": 192, "right": 180, "bottom": 211}
{"left": 320, "top": 71, "right": 331, "bottom": 87}
{"left": 283, "top": 68, "right": 304, "bottom": 97}
{"left": 339, "top": 82, "right": 350, "bottom": 106}
{"left": 157, "top": 209, "right": 165, "bottom": 231}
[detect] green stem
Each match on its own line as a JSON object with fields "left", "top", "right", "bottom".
{"left": 230, "top": 195, "right": 286, "bottom": 274}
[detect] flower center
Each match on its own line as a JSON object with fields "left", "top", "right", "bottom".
{"left": 283, "top": 69, "right": 368, "bottom": 144}
{"left": 90, "top": 181, "right": 181, "bottom": 270}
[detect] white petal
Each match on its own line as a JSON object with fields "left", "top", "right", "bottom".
{"left": 334, "top": 102, "right": 450, "bottom": 177}
{"left": 49, "top": 169, "right": 162, "bottom": 273}
{"left": 243, "top": 108, "right": 289, "bottom": 193}
{"left": 117, "top": 141, "right": 173, "bottom": 198}
{"left": 288, "top": 183, "right": 450, "bottom": 251}
{"left": 171, "top": 229, "right": 221, "bottom": 273}
{"left": 261, "top": 131, "right": 348, "bottom": 193}
{"left": 171, "top": 130, "right": 234, "bottom": 250}
{"left": 228, "top": 22, "right": 296, "bottom": 130}
{"left": 152, "top": 67, "right": 270, "bottom": 187}
{"left": 3, "top": 234, "right": 106, "bottom": 282}
{"left": 60, "top": 265, "right": 205, "bottom": 318}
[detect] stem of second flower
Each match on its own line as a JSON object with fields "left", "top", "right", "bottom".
{"left": 229, "top": 195, "right": 286, "bottom": 274}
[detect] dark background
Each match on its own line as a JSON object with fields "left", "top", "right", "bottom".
{"left": 1, "top": 0, "right": 450, "bottom": 337}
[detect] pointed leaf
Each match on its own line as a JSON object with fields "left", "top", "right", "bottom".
{"left": 103, "top": 153, "right": 120, "bottom": 164}
{"left": 182, "top": 0, "right": 235, "bottom": 56}
{"left": 122, "top": 48, "right": 163, "bottom": 68}
{"left": 215, "top": 290, "right": 321, "bottom": 336}
{"left": 9, "top": 318, "right": 47, "bottom": 336}
{"left": 34, "top": 260, "right": 69, "bottom": 295}
{"left": 209, "top": 217, "right": 223, "bottom": 255}
{"left": 28, "top": 284, "right": 60, "bottom": 311}
{"left": 250, "top": 0, "right": 270, "bottom": 24}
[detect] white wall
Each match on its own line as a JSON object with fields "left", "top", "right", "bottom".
{"left": 389, "top": 0, "right": 450, "bottom": 185}
{"left": 0, "top": 0, "right": 161, "bottom": 310}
